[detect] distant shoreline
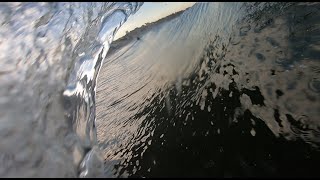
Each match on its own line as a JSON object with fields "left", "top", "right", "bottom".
{"left": 107, "top": 8, "right": 189, "bottom": 56}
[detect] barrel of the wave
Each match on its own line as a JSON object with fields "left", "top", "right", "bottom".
{"left": 62, "top": 2, "right": 143, "bottom": 178}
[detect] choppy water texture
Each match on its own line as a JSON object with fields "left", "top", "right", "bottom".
{"left": 0, "top": 2, "right": 320, "bottom": 178}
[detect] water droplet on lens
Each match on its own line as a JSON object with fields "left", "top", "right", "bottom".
{"left": 308, "top": 78, "right": 320, "bottom": 93}
{"left": 239, "top": 25, "right": 251, "bottom": 36}
{"left": 255, "top": 53, "right": 265, "bottom": 61}
{"left": 250, "top": 129, "right": 256, "bottom": 136}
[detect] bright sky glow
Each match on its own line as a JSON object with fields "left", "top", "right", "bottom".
{"left": 114, "top": 2, "right": 196, "bottom": 40}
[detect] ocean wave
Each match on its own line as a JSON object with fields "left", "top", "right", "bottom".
{"left": 96, "top": 2, "right": 320, "bottom": 177}
{"left": 0, "top": 2, "right": 320, "bottom": 178}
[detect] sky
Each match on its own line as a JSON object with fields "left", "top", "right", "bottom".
{"left": 114, "top": 2, "right": 196, "bottom": 40}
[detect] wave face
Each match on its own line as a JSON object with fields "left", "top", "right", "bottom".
{"left": 96, "top": 2, "right": 320, "bottom": 177}
{"left": 0, "top": 2, "right": 142, "bottom": 178}
{"left": 1, "top": 2, "right": 320, "bottom": 178}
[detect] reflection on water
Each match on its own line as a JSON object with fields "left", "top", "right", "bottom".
{"left": 96, "top": 2, "right": 320, "bottom": 177}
